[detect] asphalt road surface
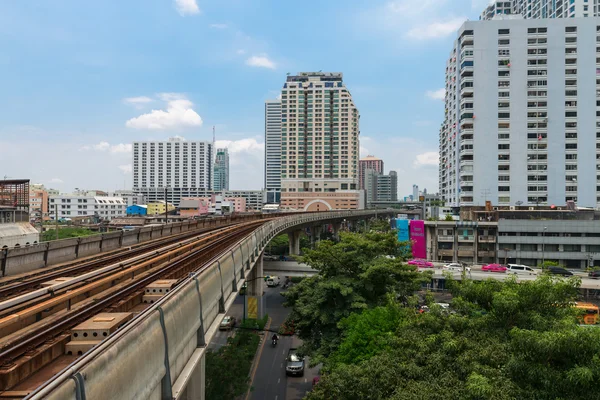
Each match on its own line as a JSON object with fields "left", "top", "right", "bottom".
{"left": 249, "top": 285, "right": 319, "bottom": 400}
{"left": 207, "top": 291, "right": 244, "bottom": 351}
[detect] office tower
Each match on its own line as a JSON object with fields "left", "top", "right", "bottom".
{"left": 280, "top": 72, "right": 361, "bottom": 211}
{"left": 412, "top": 184, "right": 419, "bottom": 201}
{"left": 439, "top": 18, "right": 600, "bottom": 208}
{"left": 265, "top": 99, "right": 282, "bottom": 203}
{"left": 213, "top": 148, "right": 230, "bottom": 191}
{"left": 364, "top": 169, "right": 379, "bottom": 205}
{"left": 480, "top": 0, "right": 598, "bottom": 20}
{"left": 377, "top": 171, "right": 398, "bottom": 202}
{"left": 358, "top": 155, "right": 384, "bottom": 190}
{"left": 132, "top": 137, "right": 213, "bottom": 206}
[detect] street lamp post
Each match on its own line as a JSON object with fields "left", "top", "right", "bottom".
{"left": 541, "top": 226, "right": 548, "bottom": 267}
{"left": 242, "top": 275, "right": 268, "bottom": 324}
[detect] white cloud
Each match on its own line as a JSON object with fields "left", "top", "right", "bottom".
{"left": 215, "top": 138, "right": 264, "bottom": 158}
{"left": 81, "top": 142, "right": 132, "bottom": 154}
{"left": 236, "top": 49, "right": 247, "bottom": 55}
{"left": 245, "top": 55, "right": 276, "bottom": 70}
{"left": 413, "top": 152, "right": 439, "bottom": 167}
{"left": 174, "top": 0, "right": 200, "bottom": 16}
{"left": 93, "top": 141, "right": 110, "bottom": 151}
{"left": 118, "top": 164, "right": 132, "bottom": 174}
{"left": 125, "top": 93, "right": 203, "bottom": 130}
{"left": 49, "top": 178, "right": 64, "bottom": 184}
{"left": 406, "top": 17, "right": 466, "bottom": 39}
{"left": 210, "top": 23, "right": 228, "bottom": 29}
{"left": 426, "top": 88, "right": 446, "bottom": 101}
{"left": 123, "top": 96, "right": 153, "bottom": 109}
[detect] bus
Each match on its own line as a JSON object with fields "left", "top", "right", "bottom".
{"left": 574, "top": 302, "right": 599, "bottom": 325}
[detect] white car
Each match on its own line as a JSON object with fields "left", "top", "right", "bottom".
{"left": 443, "top": 263, "right": 471, "bottom": 272}
{"left": 507, "top": 264, "right": 538, "bottom": 275}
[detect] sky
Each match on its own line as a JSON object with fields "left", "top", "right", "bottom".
{"left": 0, "top": 0, "right": 490, "bottom": 197}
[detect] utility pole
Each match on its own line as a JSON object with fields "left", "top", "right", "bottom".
{"left": 164, "top": 187, "right": 168, "bottom": 224}
{"left": 55, "top": 203, "right": 59, "bottom": 240}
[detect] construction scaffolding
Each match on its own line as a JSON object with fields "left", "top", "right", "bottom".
{"left": 0, "top": 179, "right": 30, "bottom": 212}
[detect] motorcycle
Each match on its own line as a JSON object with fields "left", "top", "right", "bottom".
{"left": 272, "top": 337, "right": 278, "bottom": 347}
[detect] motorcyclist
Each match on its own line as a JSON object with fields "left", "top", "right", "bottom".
{"left": 272, "top": 333, "right": 278, "bottom": 343}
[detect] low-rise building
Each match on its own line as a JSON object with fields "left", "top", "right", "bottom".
{"left": 126, "top": 204, "right": 147, "bottom": 216}
{"left": 29, "top": 188, "right": 48, "bottom": 221}
{"left": 178, "top": 198, "right": 209, "bottom": 218}
{"left": 147, "top": 201, "right": 176, "bottom": 216}
{"left": 49, "top": 195, "right": 127, "bottom": 221}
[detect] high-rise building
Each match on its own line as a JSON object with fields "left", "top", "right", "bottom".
{"left": 213, "top": 148, "right": 230, "bottom": 191}
{"left": 280, "top": 72, "right": 361, "bottom": 211}
{"left": 364, "top": 168, "right": 379, "bottom": 205}
{"left": 132, "top": 137, "right": 213, "bottom": 205}
{"left": 480, "top": 0, "right": 598, "bottom": 20}
{"left": 412, "top": 184, "right": 419, "bottom": 201}
{"left": 440, "top": 18, "right": 600, "bottom": 208}
{"left": 377, "top": 171, "right": 398, "bottom": 202}
{"left": 265, "top": 99, "right": 282, "bottom": 204}
{"left": 358, "top": 155, "right": 384, "bottom": 190}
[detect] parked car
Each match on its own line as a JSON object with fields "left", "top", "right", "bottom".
{"left": 546, "top": 266, "right": 573, "bottom": 276}
{"left": 482, "top": 263, "right": 508, "bottom": 273}
{"left": 263, "top": 254, "right": 279, "bottom": 261}
{"left": 407, "top": 259, "right": 434, "bottom": 268}
{"left": 443, "top": 263, "right": 471, "bottom": 272}
{"left": 219, "top": 316, "right": 236, "bottom": 330}
{"left": 507, "top": 264, "right": 538, "bottom": 275}
{"left": 286, "top": 349, "right": 305, "bottom": 376}
{"left": 266, "top": 276, "right": 281, "bottom": 287}
{"left": 588, "top": 270, "right": 600, "bottom": 279}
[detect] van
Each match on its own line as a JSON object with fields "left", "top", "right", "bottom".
{"left": 266, "top": 276, "right": 281, "bottom": 287}
{"left": 507, "top": 264, "right": 537, "bottom": 275}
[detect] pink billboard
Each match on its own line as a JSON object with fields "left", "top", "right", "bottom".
{"left": 410, "top": 220, "right": 426, "bottom": 259}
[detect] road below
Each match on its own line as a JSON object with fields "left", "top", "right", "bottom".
{"left": 249, "top": 285, "right": 319, "bottom": 400}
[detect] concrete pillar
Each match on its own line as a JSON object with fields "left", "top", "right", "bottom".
{"left": 310, "top": 225, "right": 322, "bottom": 246}
{"left": 183, "top": 352, "right": 205, "bottom": 400}
{"left": 332, "top": 222, "right": 342, "bottom": 240}
{"left": 246, "top": 254, "right": 265, "bottom": 320}
{"left": 288, "top": 230, "right": 301, "bottom": 255}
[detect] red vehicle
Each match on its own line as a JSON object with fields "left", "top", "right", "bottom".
{"left": 407, "top": 259, "right": 434, "bottom": 268}
{"left": 482, "top": 263, "right": 507, "bottom": 273}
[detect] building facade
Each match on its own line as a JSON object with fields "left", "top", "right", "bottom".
{"left": 126, "top": 204, "right": 147, "bottom": 216}
{"left": 29, "top": 188, "right": 48, "bottom": 221}
{"left": 265, "top": 99, "right": 282, "bottom": 203}
{"left": 147, "top": 201, "right": 176, "bottom": 216}
{"left": 439, "top": 18, "right": 600, "bottom": 208}
{"left": 481, "top": 0, "right": 598, "bottom": 20}
{"left": 213, "top": 148, "right": 230, "bottom": 191}
{"left": 376, "top": 171, "right": 398, "bottom": 202}
{"left": 49, "top": 195, "right": 127, "bottom": 221}
{"left": 132, "top": 137, "right": 213, "bottom": 205}
{"left": 280, "top": 72, "right": 361, "bottom": 210}
{"left": 358, "top": 156, "right": 384, "bottom": 190}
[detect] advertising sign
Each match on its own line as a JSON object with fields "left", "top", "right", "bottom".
{"left": 410, "top": 220, "right": 426, "bottom": 259}
{"left": 247, "top": 297, "right": 258, "bottom": 319}
{"left": 396, "top": 219, "right": 410, "bottom": 243}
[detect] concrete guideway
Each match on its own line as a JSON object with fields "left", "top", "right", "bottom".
{"left": 27, "top": 210, "right": 390, "bottom": 400}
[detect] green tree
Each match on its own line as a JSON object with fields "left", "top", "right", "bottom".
{"left": 282, "top": 231, "right": 425, "bottom": 364}
{"left": 308, "top": 276, "right": 600, "bottom": 400}
{"left": 444, "top": 214, "right": 454, "bottom": 221}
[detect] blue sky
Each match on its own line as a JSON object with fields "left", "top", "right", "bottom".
{"left": 0, "top": 0, "right": 489, "bottom": 196}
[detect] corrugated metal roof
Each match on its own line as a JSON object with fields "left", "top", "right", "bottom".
{"left": 0, "top": 223, "right": 39, "bottom": 238}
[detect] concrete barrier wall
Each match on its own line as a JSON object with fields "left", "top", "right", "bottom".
{"left": 0, "top": 214, "right": 273, "bottom": 277}
{"left": 29, "top": 211, "right": 391, "bottom": 400}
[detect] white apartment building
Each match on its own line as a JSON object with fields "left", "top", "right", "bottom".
{"left": 265, "top": 99, "right": 282, "bottom": 202}
{"left": 481, "top": 0, "right": 599, "bottom": 20}
{"left": 49, "top": 195, "right": 126, "bottom": 220}
{"left": 440, "top": 17, "right": 600, "bottom": 208}
{"left": 280, "top": 72, "right": 361, "bottom": 211}
{"left": 132, "top": 137, "right": 213, "bottom": 206}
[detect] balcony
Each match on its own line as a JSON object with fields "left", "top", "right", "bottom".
{"left": 460, "top": 138, "right": 473, "bottom": 146}
{"left": 438, "top": 249, "right": 454, "bottom": 257}
{"left": 457, "top": 235, "right": 475, "bottom": 242}
{"left": 478, "top": 235, "right": 496, "bottom": 243}
{"left": 438, "top": 235, "right": 454, "bottom": 242}
{"left": 478, "top": 251, "right": 496, "bottom": 258}
{"left": 460, "top": 148, "right": 473, "bottom": 157}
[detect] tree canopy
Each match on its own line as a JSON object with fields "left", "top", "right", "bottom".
{"left": 307, "top": 275, "right": 600, "bottom": 400}
{"left": 282, "top": 229, "right": 424, "bottom": 365}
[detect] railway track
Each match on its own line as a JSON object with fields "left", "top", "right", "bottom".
{"left": 0, "top": 220, "right": 250, "bottom": 300}
{"left": 0, "top": 220, "right": 264, "bottom": 393}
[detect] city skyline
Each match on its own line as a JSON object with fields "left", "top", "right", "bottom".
{"left": 0, "top": 0, "right": 493, "bottom": 197}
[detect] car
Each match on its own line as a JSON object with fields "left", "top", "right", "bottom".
{"left": 482, "top": 263, "right": 508, "bottom": 273}
{"left": 407, "top": 259, "right": 434, "bottom": 268}
{"left": 263, "top": 254, "right": 279, "bottom": 261}
{"left": 286, "top": 349, "right": 305, "bottom": 376}
{"left": 588, "top": 270, "right": 600, "bottom": 279}
{"left": 266, "top": 276, "right": 281, "bottom": 287}
{"left": 219, "top": 316, "right": 236, "bottom": 330}
{"left": 443, "top": 263, "right": 471, "bottom": 272}
{"left": 507, "top": 264, "right": 538, "bottom": 275}
{"left": 546, "top": 266, "right": 573, "bottom": 276}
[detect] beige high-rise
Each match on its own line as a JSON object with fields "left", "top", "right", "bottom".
{"left": 280, "top": 72, "right": 361, "bottom": 211}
